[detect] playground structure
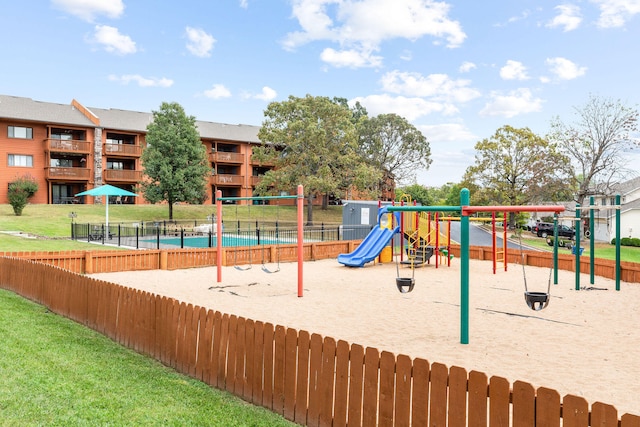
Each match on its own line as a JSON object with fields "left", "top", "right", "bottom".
{"left": 387, "top": 188, "right": 624, "bottom": 344}
{"left": 214, "top": 185, "right": 305, "bottom": 297}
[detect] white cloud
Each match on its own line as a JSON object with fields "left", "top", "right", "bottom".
{"left": 546, "top": 57, "right": 587, "bottom": 80}
{"left": 351, "top": 94, "right": 456, "bottom": 121}
{"left": 253, "top": 86, "right": 278, "bottom": 101}
{"left": 92, "top": 25, "right": 136, "bottom": 54}
{"left": 239, "top": 0, "right": 248, "bottom": 9}
{"left": 108, "top": 74, "right": 173, "bottom": 87}
{"left": 546, "top": 4, "right": 582, "bottom": 31}
{"left": 379, "top": 70, "right": 481, "bottom": 104}
{"left": 52, "top": 0, "right": 124, "bottom": 22}
{"left": 479, "top": 88, "right": 544, "bottom": 118}
{"left": 283, "top": 0, "right": 466, "bottom": 68}
{"left": 499, "top": 60, "right": 529, "bottom": 80}
{"left": 320, "top": 48, "right": 383, "bottom": 68}
{"left": 203, "top": 84, "right": 232, "bottom": 99}
{"left": 459, "top": 61, "right": 476, "bottom": 73}
{"left": 592, "top": 0, "right": 640, "bottom": 28}
{"left": 185, "top": 27, "right": 215, "bottom": 58}
{"left": 419, "top": 123, "right": 477, "bottom": 142}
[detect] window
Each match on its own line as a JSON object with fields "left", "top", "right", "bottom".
{"left": 8, "top": 154, "right": 33, "bottom": 167}
{"left": 107, "top": 161, "right": 124, "bottom": 170}
{"left": 50, "top": 158, "right": 73, "bottom": 167}
{"left": 8, "top": 126, "right": 33, "bottom": 139}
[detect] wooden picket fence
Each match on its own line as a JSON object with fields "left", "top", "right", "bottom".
{"left": 2, "top": 242, "right": 639, "bottom": 283}
{"left": 1, "top": 256, "right": 639, "bottom": 426}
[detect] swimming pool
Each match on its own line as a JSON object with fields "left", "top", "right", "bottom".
{"left": 146, "top": 234, "right": 292, "bottom": 249}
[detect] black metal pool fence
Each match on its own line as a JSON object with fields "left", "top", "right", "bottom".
{"left": 71, "top": 220, "right": 374, "bottom": 249}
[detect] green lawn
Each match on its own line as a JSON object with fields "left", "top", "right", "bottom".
{"left": 0, "top": 288, "right": 295, "bottom": 426}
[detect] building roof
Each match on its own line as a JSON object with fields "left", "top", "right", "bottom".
{"left": 0, "top": 95, "right": 95, "bottom": 127}
{"left": 0, "top": 94, "right": 261, "bottom": 143}
{"left": 611, "top": 175, "right": 640, "bottom": 197}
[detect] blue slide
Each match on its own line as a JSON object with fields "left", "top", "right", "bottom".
{"left": 338, "top": 207, "right": 399, "bottom": 267}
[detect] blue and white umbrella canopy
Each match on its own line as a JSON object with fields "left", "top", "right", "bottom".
{"left": 76, "top": 184, "right": 137, "bottom": 229}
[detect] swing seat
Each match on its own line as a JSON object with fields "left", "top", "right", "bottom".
{"left": 524, "top": 291, "right": 549, "bottom": 311}
{"left": 396, "top": 277, "right": 415, "bottom": 293}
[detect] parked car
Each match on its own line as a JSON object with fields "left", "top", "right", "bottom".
{"left": 532, "top": 222, "right": 553, "bottom": 235}
{"left": 536, "top": 223, "right": 576, "bottom": 239}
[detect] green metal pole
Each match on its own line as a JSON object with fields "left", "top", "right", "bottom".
{"left": 575, "top": 204, "right": 581, "bottom": 291}
{"left": 553, "top": 213, "right": 559, "bottom": 284}
{"left": 590, "top": 196, "right": 595, "bottom": 285}
{"left": 460, "top": 188, "right": 470, "bottom": 345}
{"left": 616, "top": 194, "right": 621, "bottom": 291}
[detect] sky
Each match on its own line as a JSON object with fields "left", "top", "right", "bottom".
{"left": 2, "top": 0, "right": 640, "bottom": 187}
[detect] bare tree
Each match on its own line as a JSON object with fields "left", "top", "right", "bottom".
{"left": 550, "top": 95, "right": 639, "bottom": 206}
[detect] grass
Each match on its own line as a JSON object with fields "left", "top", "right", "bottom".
{"left": 0, "top": 288, "right": 295, "bottom": 426}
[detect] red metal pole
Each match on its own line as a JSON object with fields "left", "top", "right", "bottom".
{"left": 503, "top": 211, "right": 508, "bottom": 272}
{"left": 447, "top": 220, "right": 451, "bottom": 267}
{"left": 492, "top": 211, "right": 496, "bottom": 274}
{"left": 297, "top": 185, "right": 304, "bottom": 297}
{"left": 435, "top": 212, "right": 439, "bottom": 268}
{"left": 216, "top": 190, "right": 223, "bottom": 283}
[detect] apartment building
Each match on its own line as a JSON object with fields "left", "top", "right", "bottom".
{"left": 0, "top": 95, "right": 274, "bottom": 206}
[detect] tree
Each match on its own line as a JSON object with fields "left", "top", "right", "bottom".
{"left": 462, "top": 125, "right": 572, "bottom": 225}
{"left": 141, "top": 102, "right": 210, "bottom": 219}
{"left": 395, "top": 184, "right": 433, "bottom": 206}
{"left": 8, "top": 174, "right": 38, "bottom": 216}
{"left": 357, "top": 113, "right": 431, "bottom": 189}
{"left": 550, "top": 94, "right": 639, "bottom": 207}
{"left": 253, "top": 95, "right": 381, "bottom": 225}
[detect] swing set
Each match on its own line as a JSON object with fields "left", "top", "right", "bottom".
{"left": 214, "top": 185, "right": 305, "bottom": 297}
{"left": 388, "top": 188, "right": 567, "bottom": 344}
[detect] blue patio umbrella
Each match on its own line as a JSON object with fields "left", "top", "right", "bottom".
{"left": 76, "top": 184, "right": 137, "bottom": 229}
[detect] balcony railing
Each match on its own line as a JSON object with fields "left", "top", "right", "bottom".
{"left": 250, "top": 155, "right": 275, "bottom": 166}
{"left": 46, "top": 139, "right": 91, "bottom": 154}
{"left": 210, "top": 151, "right": 244, "bottom": 163}
{"left": 104, "top": 143, "right": 141, "bottom": 157}
{"left": 211, "top": 174, "right": 243, "bottom": 185}
{"left": 104, "top": 169, "right": 142, "bottom": 182}
{"left": 251, "top": 176, "right": 263, "bottom": 186}
{"left": 45, "top": 167, "right": 91, "bottom": 180}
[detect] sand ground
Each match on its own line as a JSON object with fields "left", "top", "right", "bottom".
{"left": 91, "top": 257, "right": 640, "bottom": 416}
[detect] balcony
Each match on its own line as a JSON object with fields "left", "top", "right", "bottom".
{"left": 46, "top": 139, "right": 91, "bottom": 154}
{"left": 211, "top": 174, "right": 243, "bottom": 186}
{"left": 45, "top": 167, "right": 90, "bottom": 180}
{"left": 209, "top": 151, "right": 244, "bottom": 164}
{"left": 250, "top": 155, "right": 275, "bottom": 166}
{"left": 104, "top": 143, "right": 141, "bottom": 157}
{"left": 104, "top": 169, "right": 142, "bottom": 182}
{"left": 251, "top": 176, "right": 263, "bottom": 186}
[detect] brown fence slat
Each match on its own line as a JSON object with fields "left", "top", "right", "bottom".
{"left": 234, "top": 317, "right": 247, "bottom": 397}
{"left": 536, "top": 387, "right": 560, "bottom": 427}
{"left": 243, "top": 319, "right": 255, "bottom": 402}
{"left": 261, "top": 322, "right": 275, "bottom": 410}
{"left": 216, "top": 313, "right": 230, "bottom": 389}
{"left": 251, "top": 320, "right": 265, "bottom": 405}
{"left": 489, "top": 376, "right": 510, "bottom": 426}
{"left": 394, "top": 354, "right": 412, "bottom": 427}
{"left": 468, "top": 370, "right": 488, "bottom": 427}
{"left": 411, "top": 358, "right": 430, "bottom": 427}
{"left": 378, "top": 351, "right": 395, "bottom": 427}
{"left": 333, "top": 340, "right": 350, "bottom": 427}
{"left": 429, "top": 362, "right": 448, "bottom": 426}
{"left": 512, "top": 380, "right": 535, "bottom": 427}
{"left": 562, "top": 395, "right": 589, "bottom": 427}
{"left": 347, "top": 344, "right": 365, "bottom": 427}
{"left": 362, "top": 347, "right": 380, "bottom": 427}
{"left": 319, "top": 337, "right": 337, "bottom": 427}
{"left": 273, "top": 325, "right": 287, "bottom": 416}
{"left": 622, "top": 413, "right": 640, "bottom": 427}
{"left": 449, "top": 365, "right": 468, "bottom": 427}
{"left": 295, "top": 330, "right": 312, "bottom": 425}
{"left": 308, "top": 333, "right": 324, "bottom": 426}
{"left": 591, "top": 402, "right": 618, "bottom": 427}
{"left": 226, "top": 315, "right": 238, "bottom": 393}
{"left": 284, "top": 327, "right": 298, "bottom": 422}
{"left": 210, "top": 311, "right": 222, "bottom": 388}
{"left": 201, "top": 308, "right": 215, "bottom": 385}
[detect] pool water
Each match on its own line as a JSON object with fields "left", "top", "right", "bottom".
{"left": 151, "top": 234, "right": 288, "bottom": 248}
